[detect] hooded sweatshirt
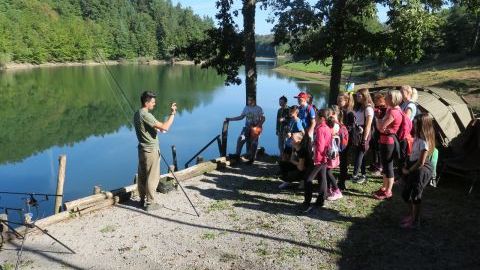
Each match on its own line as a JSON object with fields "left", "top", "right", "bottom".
{"left": 314, "top": 121, "right": 332, "bottom": 165}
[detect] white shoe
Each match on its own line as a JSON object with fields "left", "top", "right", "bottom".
{"left": 278, "top": 182, "right": 291, "bottom": 189}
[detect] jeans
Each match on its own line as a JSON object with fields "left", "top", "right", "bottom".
{"left": 353, "top": 145, "right": 367, "bottom": 176}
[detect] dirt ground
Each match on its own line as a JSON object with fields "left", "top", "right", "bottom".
{"left": 1, "top": 159, "right": 479, "bottom": 270}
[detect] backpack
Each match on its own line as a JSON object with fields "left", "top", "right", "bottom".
{"left": 392, "top": 108, "right": 414, "bottom": 159}
{"left": 351, "top": 105, "right": 373, "bottom": 147}
{"left": 305, "top": 104, "right": 316, "bottom": 128}
{"left": 337, "top": 122, "right": 349, "bottom": 152}
{"left": 328, "top": 135, "right": 341, "bottom": 160}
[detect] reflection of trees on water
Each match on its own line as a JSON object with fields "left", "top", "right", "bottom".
{"left": 0, "top": 65, "right": 225, "bottom": 164}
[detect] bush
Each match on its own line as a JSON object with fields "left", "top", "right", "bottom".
{"left": 0, "top": 52, "right": 11, "bottom": 69}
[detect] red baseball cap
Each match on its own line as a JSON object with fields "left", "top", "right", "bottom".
{"left": 294, "top": 92, "right": 308, "bottom": 99}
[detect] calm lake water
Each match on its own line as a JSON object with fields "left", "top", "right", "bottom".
{"left": 0, "top": 61, "right": 328, "bottom": 219}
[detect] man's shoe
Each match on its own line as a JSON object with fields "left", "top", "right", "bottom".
{"left": 145, "top": 203, "right": 161, "bottom": 212}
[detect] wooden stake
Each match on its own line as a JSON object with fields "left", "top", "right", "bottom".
{"left": 54, "top": 155, "right": 67, "bottom": 214}
{"left": 93, "top": 186, "right": 101, "bottom": 195}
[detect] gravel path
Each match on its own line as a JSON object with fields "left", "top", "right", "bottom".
{"left": 1, "top": 161, "right": 347, "bottom": 270}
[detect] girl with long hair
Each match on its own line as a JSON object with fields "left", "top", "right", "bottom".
{"left": 352, "top": 88, "right": 374, "bottom": 184}
{"left": 400, "top": 114, "right": 435, "bottom": 229}
{"left": 337, "top": 92, "right": 355, "bottom": 189}
{"left": 374, "top": 90, "right": 403, "bottom": 200}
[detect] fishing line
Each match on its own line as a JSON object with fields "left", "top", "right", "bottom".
{"left": 92, "top": 48, "right": 201, "bottom": 217}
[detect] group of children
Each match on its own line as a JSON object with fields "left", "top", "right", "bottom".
{"left": 276, "top": 86, "right": 436, "bottom": 228}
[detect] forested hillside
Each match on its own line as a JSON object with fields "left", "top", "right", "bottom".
{"left": 0, "top": 0, "right": 213, "bottom": 65}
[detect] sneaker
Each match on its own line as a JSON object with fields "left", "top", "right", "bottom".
{"left": 327, "top": 189, "right": 343, "bottom": 201}
{"left": 299, "top": 202, "right": 313, "bottom": 213}
{"left": 327, "top": 187, "right": 333, "bottom": 197}
{"left": 145, "top": 203, "right": 161, "bottom": 212}
{"left": 373, "top": 187, "right": 386, "bottom": 196}
{"left": 352, "top": 174, "right": 360, "bottom": 182}
{"left": 297, "top": 181, "right": 305, "bottom": 190}
{"left": 278, "top": 182, "right": 291, "bottom": 189}
{"left": 400, "top": 215, "right": 414, "bottom": 225}
{"left": 355, "top": 175, "right": 367, "bottom": 184}
{"left": 373, "top": 190, "right": 393, "bottom": 200}
{"left": 372, "top": 170, "right": 383, "bottom": 177}
{"left": 400, "top": 219, "right": 418, "bottom": 229}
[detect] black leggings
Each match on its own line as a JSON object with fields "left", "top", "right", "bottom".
{"left": 327, "top": 168, "right": 338, "bottom": 190}
{"left": 380, "top": 143, "right": 395, "bottom": 178}
{"left": 339, "top": 144, "right": 350, "bottom": 183}
{"left": 353, "top": 145, "right": 367, "bottom": 176}
{"left": 304, "top": 164, "right": 327, "bottom": 204}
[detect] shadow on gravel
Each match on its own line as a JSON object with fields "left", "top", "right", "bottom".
{"left": 114, "top": 204, "right": 338, "bottom": 254}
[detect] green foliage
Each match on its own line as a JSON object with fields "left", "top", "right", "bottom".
{"left": 0, "top": 0, "right": 213, "bottom": 64}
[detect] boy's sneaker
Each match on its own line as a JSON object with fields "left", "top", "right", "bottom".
{"left": 354, "top": 175, "right": 367, "bottom": 184}
{"left": 327, "top": 189, "right": 343, "bottom": 201}
{"left": 352, "top": 174, "right": 360, "bottom": 182}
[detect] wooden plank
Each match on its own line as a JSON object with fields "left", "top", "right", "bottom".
{"left": 54, "top": 155, "right": 67, "bottom": 213}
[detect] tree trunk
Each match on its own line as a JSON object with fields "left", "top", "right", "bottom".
{"left": 243, "top": 0, "right": 257, "bottom": 105}
{"left": 472, "top": 14, "right": 480, "bottom": 52}
{"left": 330, "top": 51, "right": 345, "bottom": 105}
{"left": 328, "top": 0, "right": 347, "bottom": 106}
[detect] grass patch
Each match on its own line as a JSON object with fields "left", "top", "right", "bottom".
{"left": 201, "top": 232, "right": 216, "bottom": 240}
{"left": 277, "top": 247, "right": 305, "bottom": 260}
{"left": 219, "top": 252, "right": 238, "bottom": 263}
{"left": 100, "top": 225, "right": 116, "bottom": 233}
{"left": 1, "top": 262, "right": 15, "bottom": 270}
{"left": 207, "top": 200, "right": 232, "bottom": 213}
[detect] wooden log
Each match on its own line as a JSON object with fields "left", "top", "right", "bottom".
{"left": 75, "top": 196, "right": 120, "bottom": 216}
{"left": 159, "top": 157, "right": 225, "bottom": 184}
{"left": 221, "top": 120, "right": 229, "bottom": 157}
{"left": 14, "top": 211, "right": 72, "bottom": 236}
{"left": 63, "top": 192, "right": 113, "bottom": 211}
{"left": 54, "top": 155, "right": 67, "bottom": 213}
{"left": 93, "top": 186, "right": 101, "bottom": 195}
{"left": 171, "top": 145, "right": 178, "bottom": 171}
{"left": 0, "top": 213, "right": 8, "bottom": 233}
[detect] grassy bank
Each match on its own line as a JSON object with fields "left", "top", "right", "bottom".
{"left": 275, "top": 56, "right": 480, "bottom": 111}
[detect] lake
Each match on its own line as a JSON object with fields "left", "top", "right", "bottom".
{"left": 0, "top": 61, "right": 328, "bottom": 219}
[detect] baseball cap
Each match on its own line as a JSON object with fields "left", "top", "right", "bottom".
{"left": 294, "top": 92, "right": 308, "bottom": 99}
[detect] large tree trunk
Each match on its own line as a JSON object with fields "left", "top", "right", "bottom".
{"left": 330, "top": 50, "right": 345, "bottom": 105}
{"left": 243, "top": 0, "right": 257, "bottom": 105}
{"left": 328, "top": 0, "right": 347, "bottom": 106}
{"left": 472, "top": 14, "right": 480, "bottom": 52}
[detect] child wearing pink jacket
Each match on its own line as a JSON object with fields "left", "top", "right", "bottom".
{"left": 301, "top": 109, "right": 332, "bottom": 213}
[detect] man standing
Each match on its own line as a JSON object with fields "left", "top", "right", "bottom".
{"left": 134, "top": 91, "right": 177, "bottom": 211}
{"left": 226, "top": 96, "right": 265, "bottom": 164}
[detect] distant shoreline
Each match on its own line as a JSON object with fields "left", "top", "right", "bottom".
{"left": 1, "top": 59, "right": 197, "bottom": 72}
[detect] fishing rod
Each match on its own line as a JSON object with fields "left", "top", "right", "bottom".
{"left": 0, "top": 191, "right": 62, "bottom": 197}
{"left": 160, "top": 151, "right": 200, "bottom": 217}
{"left": 93, "top": 47, "right": 201, "bottom": 217}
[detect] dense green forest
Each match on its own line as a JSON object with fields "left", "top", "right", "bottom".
{"left": 0, "top": 0, "right": 213, "bottom": 65}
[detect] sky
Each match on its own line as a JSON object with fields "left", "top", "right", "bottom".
{"left": 172, "top": 0, "right": 389, "bottom": 35}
